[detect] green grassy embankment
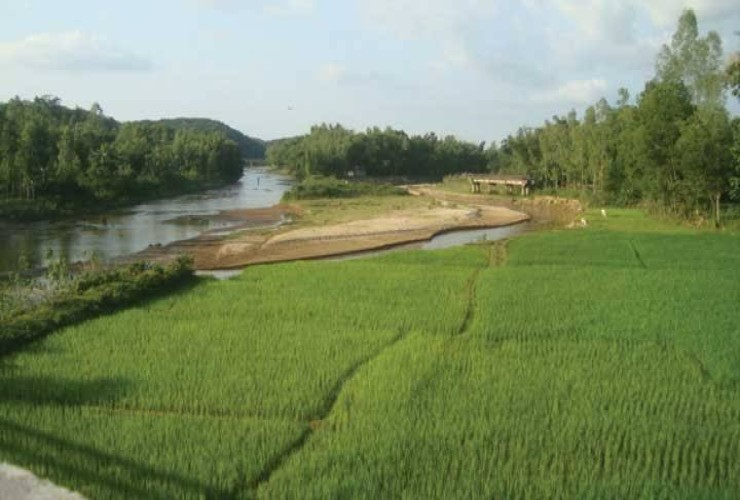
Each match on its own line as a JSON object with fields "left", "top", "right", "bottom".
{"left": 1, "top": 209, "right": 739, "bottom": 498}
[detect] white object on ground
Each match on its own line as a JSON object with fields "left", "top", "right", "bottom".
{"left": 0, "top": 463, "right": 85, "bottom": 500}
{"left": 601, "top": 209, "right": 607, "bottom": 218}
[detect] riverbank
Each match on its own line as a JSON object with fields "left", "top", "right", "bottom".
{"left": 0, "top": 167, "right": 292, "bottom": 274}
{"left": 120, "top": 194, "right": 531, "bottom": 270}
{"left": 0, "top": 176, "right": 249, "bottom": 223}
{"left": 118, "top": 184, "right": 591, "bottom": 270}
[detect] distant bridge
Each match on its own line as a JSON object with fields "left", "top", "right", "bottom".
{"left": 469, "top": 175, "right": 532, "bottom": 196}
{"left": 245, "top": 158, "right": 268, "bottom": 167}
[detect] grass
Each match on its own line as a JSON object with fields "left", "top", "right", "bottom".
{"left": 0, "top": 249, "right": 479, "bottom": 498}
{"left": 1, "top": 209, "right": 739, "bottom": 498}
{"left": 282, "top": 176, "right": 406, "bottom": 201}
{"left": 288, "top": 193, "right": 428, "bottom": 228}
{"left": 261, "top": 335, "right": 740, "bottom": 499}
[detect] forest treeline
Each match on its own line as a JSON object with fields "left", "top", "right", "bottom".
{"left": 267, "top": 125, "right": 489, "bottom": 179}
{"left": 492, "top": 10, "right": 739, "bottom": 224}
{"left": 138, "top": 118, "right": 266, "bottom": 159}
{"left": 0, "top": 97, "right": 244, "bottom": 218}
{"left": 267, "top": 10, "right": 740, "bottom": 225}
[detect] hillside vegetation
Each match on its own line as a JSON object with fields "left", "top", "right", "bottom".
{"left": 1, "top": 210, "right": 738, "bottom": 498}
{"left": 0, "top": 98, "right": 250, "bottom": 220}
{"left": 140, "top": 118, "right": 265, "bottom": 159}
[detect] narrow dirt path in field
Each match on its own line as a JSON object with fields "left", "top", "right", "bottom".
{"left": 248, "top": 328, "right": 411, "bottom": 496}
{"left": 629, "top": 239, "right": 648, "bottom": 269}
{"left": 251, "top": 240, "right": 512, "bottom": 495}
{"left": 458, "top": 242, "right": 507, "bottom": 336}
{"left": 458, "top": 268, "right": 482, "bottom": 335}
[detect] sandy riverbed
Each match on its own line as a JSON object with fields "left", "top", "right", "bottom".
{"left": 123, "top": 201, "right": 529, "bottom": 270}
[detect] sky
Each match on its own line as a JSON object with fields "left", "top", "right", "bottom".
{"left": 1, "top": 0, "right": 738, "bottom": 143}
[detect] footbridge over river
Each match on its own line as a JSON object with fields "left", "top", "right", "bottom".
{"left": 469, "top": 174, "right": 533, "bottom": 196}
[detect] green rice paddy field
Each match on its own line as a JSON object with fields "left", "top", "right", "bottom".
{"left": 1, "top": 209, "right": 739, "bottom": 498}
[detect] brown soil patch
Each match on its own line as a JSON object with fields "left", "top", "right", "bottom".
{"left": 407, "top": 185, "right": 583, "bottom": 224}
{"left": 121, "top": 201, "right": 528, "bottom": 270}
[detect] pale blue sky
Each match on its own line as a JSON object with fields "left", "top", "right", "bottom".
{"left": 1, "top": 0, "right": 738, "bottom": 143}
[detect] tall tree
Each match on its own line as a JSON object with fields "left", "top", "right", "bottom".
{"left": 726, "top": 32, "right": 740, "bottom": 101}
{"left": 656, "top": 9, "right": 725, "bottom": 108}
{"left": 675, "top": 108, "right": 733, "bottom": 225}
{"left": 635, "top": 80, "right": 695, "bottom": 211}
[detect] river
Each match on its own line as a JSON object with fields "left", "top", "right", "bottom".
{"left": 0, "top": 167, "right": 292, "bottom": 274}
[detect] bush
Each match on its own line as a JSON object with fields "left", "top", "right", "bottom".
{"left": 282, "top": 175, "right": 406, "bottom": 200}
{"left": 0, "top": 256, "right": 194, "bottom": 356}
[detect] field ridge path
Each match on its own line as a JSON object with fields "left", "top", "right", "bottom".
{"left": 629, "top": 239, "right": 648, "bottom": 269}
{"left": 458, "top": 268, "right": 482, "bottom": 335}
{"left": 248, "top": 327, "right": 411, "bottom": 496}
{"left": 459, "top": 242, "right": 506, "bottom": 336}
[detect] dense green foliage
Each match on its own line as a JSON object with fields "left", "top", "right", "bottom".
{"left": 491, "top": 10, "right": 740, "bottom": 225}
{"left": 139, "top": 118, "right": 266, "bottom": 159}
{"left": 0, "top": 97, "right": 244, "bottom": 219}
{"left": 0, "top": 257, "right": 194, "bottom": 356}
{"left": 1, "top": 212, "right": 739, "bottom": 498}
{"left": 266, "top": 124, "right": 488, "bottom": 180}
{"left": 268, "top": 10, "right": 740, "bottom": 226}
{"left": 282, "top": 175, "right": 406, "bottom": 200}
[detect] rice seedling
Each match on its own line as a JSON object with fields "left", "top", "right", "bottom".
{"left": 1, "top": 209, "right": 738, "bottom": 499}
{"left": 0, "top": 253, "right": 480, "bottom": 498}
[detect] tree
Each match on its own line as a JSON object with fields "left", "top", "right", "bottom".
{"left": 656, "top": 9, "right": 725, "bottom": 108}
{"left": 727, "top": 55, "right": 740, "bottom": 100}
{"left": 55, "top": 125, "right": 82, "bottom": 190}
{"left": 617, "top": 88, "right": 630, "bottom": 107}
{"left": 726, "top": 31, "right": 740, "bottom": 101}
{"left": 730, "top": 118, "right": 740, "bottom": 201}
{"left": 635, "top": 80, "right": 695, "bottom": 212}
{"left": 675, "top": 108, "right": 733, "bottom": 225}
{"left": 0, "top": 96, "right": 247, "bottom": 209}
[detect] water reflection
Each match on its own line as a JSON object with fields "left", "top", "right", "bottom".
{"left": 0, "top": 167, "right": 291, "bottom": 273}
{"left": 327, "top": 222, "right": 529, "bottom": 262}
{"left": 421, "top": 223, "right": 527, "bottom": 250}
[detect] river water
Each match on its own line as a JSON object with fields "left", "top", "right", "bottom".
{"left": 199, "top": 222, "right": 529, "bottom": 280}
{"left": 0, "top": 167, "right": 292, "bottom": 274}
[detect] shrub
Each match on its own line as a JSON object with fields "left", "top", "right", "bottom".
{"left": 0, "top": 256, "right": 194, "bottom": 356}
{"left": 282, "top": 175, "right": 405, "bottom": 200}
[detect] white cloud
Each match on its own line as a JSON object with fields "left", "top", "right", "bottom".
{"left": 193, "top": 0, "right": 233, "bottom": 6}
{"left": 532, "top": 78, "right": 608, "bottom": 104}
{"left": 641, "top": 0, "right": 740, "bottom": 26}
{"left": 359, "top": 0, "right": 497, "bottom": 39}
{"left": 0, "top": 31, "right": 152, "bottom": 72}
{"left": 313, "top": 63, "right": 418, "bottom": 92}
{"left": 359, "top": 0, "right": 499, "bottom": 70}
{"left": 550, "top": 0, "right": 740, "bottom": 40}
{"left": 538, "top": 0, "right": 740, "bottom": 81}
{"left": 553, "top": 0, "right": 638, "bottom": 43}
{"left": 316, "top": 63, "right": 345, "bottom": 83}
{"left": 191, "top": 0, "right": 315, "bottom": 16}
{"left": 431, "top": 39, "right": 475, "bottom": 72}
{"left": 264, "top": 0, "right": 315, "bottom": 16}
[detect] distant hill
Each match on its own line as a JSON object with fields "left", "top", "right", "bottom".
{"left": 138, "top": 118, "right": 266, "bottom": 158}
{"left": 265, "top": 135, "right": 304, "bottom": 147}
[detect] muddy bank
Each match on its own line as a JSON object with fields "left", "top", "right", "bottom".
{"left": 406, "top": 185, "right": 583, "bottom": 225}
{"left": 121, "top": 202, "right": 528, "bottom": 270}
